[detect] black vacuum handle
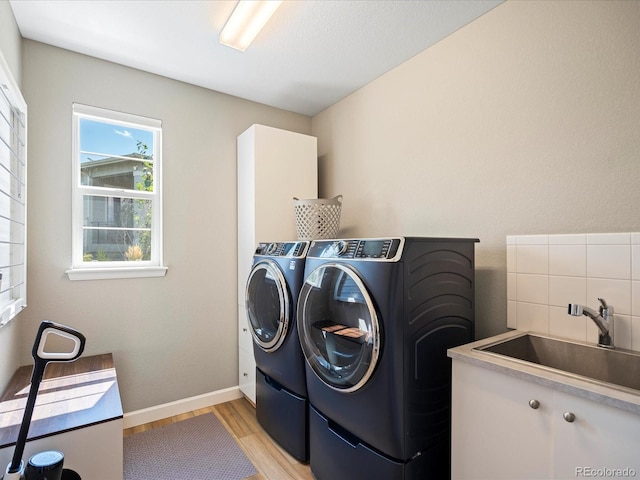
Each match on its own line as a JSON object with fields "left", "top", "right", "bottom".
{"left": 8, "top": 321, "right": 86, "bottom": 475}
{"left": 32, "top": 320, "right": 86, "bottom": 364}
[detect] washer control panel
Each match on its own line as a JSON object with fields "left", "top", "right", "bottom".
{"left": 255, "top": 241, "right": 309, "bottom": 258}
{"left": 309, "top": 238, "right": 403, "bottom": 261}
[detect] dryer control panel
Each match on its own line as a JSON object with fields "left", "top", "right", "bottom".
{"left": 308, "top": 238, "right": 403, "bottom": 261}
{"left": 255, "top": 241, "right": 309, "bottom": 258}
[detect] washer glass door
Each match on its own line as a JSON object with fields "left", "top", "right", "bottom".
{"left": 246, "top": 260, "right": 290, "bottom": 352}
{"left": 297, "top": 263, "right": 380, "bottom": 392}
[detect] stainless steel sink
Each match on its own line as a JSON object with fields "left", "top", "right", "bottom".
{"left": 475, "top": 333, "right": 640, "bottom": 392}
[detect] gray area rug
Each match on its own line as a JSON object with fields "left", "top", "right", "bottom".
{"left": 124, "top": 413, "right": 257, "bottom": 480}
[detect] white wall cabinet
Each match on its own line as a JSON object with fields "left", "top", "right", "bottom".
{"left": 451, "top": 360, "right": 640, "bottom": 479}
{"left": 236, "top": 124, "right": 317, "bottom": 403}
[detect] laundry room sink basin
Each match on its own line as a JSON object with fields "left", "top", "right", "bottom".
{"left": 475, "top": 333, "right": 640, "bottom": 393}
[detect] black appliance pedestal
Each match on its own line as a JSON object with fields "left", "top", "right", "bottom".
{"left": 255, "top": 368, "right": 309, "bottom": 462}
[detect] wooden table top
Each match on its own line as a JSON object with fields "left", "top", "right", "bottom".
{"left": 0, "top": 353, "right": 123, "bottom": 448}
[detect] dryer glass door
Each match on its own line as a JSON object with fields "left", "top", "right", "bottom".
{"left": 297, "top": 263, "right": 380, "bottom": 392}
{"left": 246, "top": 260, "right": 290, "bottom": 352}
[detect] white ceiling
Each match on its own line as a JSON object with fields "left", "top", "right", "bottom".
{"left": 9, "top": 0, "right": 502, "bottom": 116}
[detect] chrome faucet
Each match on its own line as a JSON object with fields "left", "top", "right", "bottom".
{"left": 568, "top": 298, "right": 614, "bottom": 349}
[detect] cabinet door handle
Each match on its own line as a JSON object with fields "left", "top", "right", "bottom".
{"left": 529, "top": 399, "right": 540, "bottom": 409}
{"left": 242, "top": 328, "right": 248, "bottom": 332}
{"left": 243, "top": 372, "right": 248, "bottom": 377}
{"left": 563, "top": 412, "right": 576, "bottom": 423}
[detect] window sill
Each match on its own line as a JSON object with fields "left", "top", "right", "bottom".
{"left": 65, "top": 266, "right": 168, "bottom": 281}
{"left": 0, "top": 299, "right": 27, "bottom": 328}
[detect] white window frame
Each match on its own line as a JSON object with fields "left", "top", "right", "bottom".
{"left": 66, "top": 104, "right": 167, "bottom": 281}
{"left": 0, "top": 51, "right": 27, "bottom": 326}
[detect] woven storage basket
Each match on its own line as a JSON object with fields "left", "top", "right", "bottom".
{"left": 293, "top": 195, "right": 343, "bottom": 240}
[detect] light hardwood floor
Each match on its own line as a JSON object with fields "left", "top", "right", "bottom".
{"left": 123, "top": 397, "right": 314, "bottom": 480}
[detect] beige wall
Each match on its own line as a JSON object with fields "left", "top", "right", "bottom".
{"left": 311, "top": 0, "right": 640, "bottom": 339}
{"left": 0, "top": 0, "right": 23, "bottom": 392}
{"left": 6, "top": 0, "right": 640, "bottom": 412}
{"left": 0, "top": 0, "right": 21, "bottom": 85}
{"left": 21, "top": 40, "right": 311, "bottom": 412}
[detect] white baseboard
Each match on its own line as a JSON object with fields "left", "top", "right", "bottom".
{"left": 123, "top": 386, "right": 243, "bottom": 429}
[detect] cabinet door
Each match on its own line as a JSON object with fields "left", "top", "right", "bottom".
{"left": 451, "top": 361, "right": 553, "bottom": 479}
{"left": 238, "top": 347, "right": 256, "bottom": 403}
{"left": 238, "top": 305, "right": 254, "bottom": 353}
{"left": 553, "top": 390, "right": 640, "bottom": 477}
{"left": 238, "top": 304, "right": 256, "bottom": 403}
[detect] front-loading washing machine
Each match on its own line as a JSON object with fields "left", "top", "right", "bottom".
{"left": 245, "top": 240, "right": 309, "bottom": 462}
{"left": 297, "top": 237, "right": 478, "bottom": 480}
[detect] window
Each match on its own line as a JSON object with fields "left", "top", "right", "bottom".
{"left": 0, "top": 53, "right": 27, "bottom": 327}
{"left": 67, "top": 104, "right": 166, "bottom": 280}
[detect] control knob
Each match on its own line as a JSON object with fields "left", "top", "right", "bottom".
{"left": 266, "top": 243, "right": 278, "bottom": 255}
{"left": 333, "top": 240, "right": 348, "bottom": 256}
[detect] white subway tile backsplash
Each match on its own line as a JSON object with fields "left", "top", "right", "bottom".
{"left": 613, "top": 314, "right": 632, "bottom": 350}
{"left": 507, "top": 232, "right": 640, "bottom": 353}
{"left": 587, "top": 245, "right": 631, "bottom": 279}
{"left": 507, "top": 245, "right": 517, "bottom": 273}
{"left": 516, "top": 274, "right": 548, "bottom": 304}
{"left": 516, "top": 245, "right": 548, "bottom": 274}
{"left": 549, "top": 234, "right": 587, "bottom": 245}
{"left": 507, "top": 273, "right": 516, "bottom": 301}
{"left": 587, "top": 233, "right": 631, "bottom": 245}
{"left": 516, "top": 235, "right": 548, "bottom": 245}
{"left": 507, "top": 301, "right": 517, "bottom": 329}
{"left": 516, "top": 303, "right": 549, "bottom": 333}
{"left": 633, "top": 245, "right": 640, "bottom": 280}
{"left": 549, "top": 245, "right": 586, "bottom": 277}
{"left": 549, "top": 306, "right": 587, "bottom": 342}
{"left": 633, "top": 316, "right": 640, "bottom": 351}
{"left": 584, "top": 313, "right": 631, "bottom": 349}
{"left": 586, "top": 278, "right": 631, "bottom": 315}
{"left": 549, "top": 276, "right": 586, "bottom": 308}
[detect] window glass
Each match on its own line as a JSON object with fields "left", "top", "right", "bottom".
{"left": 82, "top": 195, "right": 152, "bottom": 261}
{"left": 79, "top": 118, "right": 154, "bottom": 191}
{"left": 71, "top": 104, "right": 162, "bottom": 271}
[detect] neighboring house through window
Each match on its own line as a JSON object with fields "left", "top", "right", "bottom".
{"left": 67, "top": 104, "right": 166, "bottom": 280}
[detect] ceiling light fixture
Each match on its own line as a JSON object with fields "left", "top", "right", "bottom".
{"left": 219, "top": 0, "right": 283, "bottom": 52}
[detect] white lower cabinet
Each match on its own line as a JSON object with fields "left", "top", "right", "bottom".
{"left": 451, "top": 360, "right": 640, "bottom": 479}
{"left": 553, "top": 390, "right": 640, "bottom": 477}
{"left": 451, "top": 360, "right": 552, "bottom": 479}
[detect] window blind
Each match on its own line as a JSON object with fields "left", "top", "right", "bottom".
{"left": 0, "top": 54, "right": 27, "bottom": 327}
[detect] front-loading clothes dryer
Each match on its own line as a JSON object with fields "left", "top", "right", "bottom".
{"left": 245, "top": 240, "right": 309, "bottom": 462}
{"left": 297, "top": 237, "right": 478, "bottom": 480}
